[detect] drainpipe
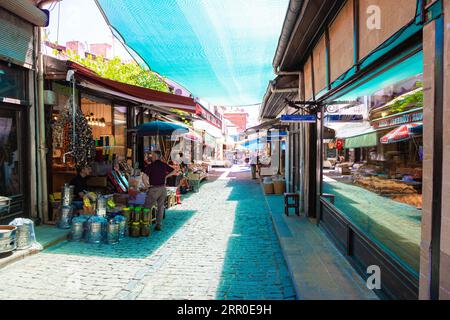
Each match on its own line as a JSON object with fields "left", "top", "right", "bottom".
{"left": 36, "top": 26, "right": 48, "bottom": 224}
{"left": 272, "top": 0, "right": 303, "bottom": 73}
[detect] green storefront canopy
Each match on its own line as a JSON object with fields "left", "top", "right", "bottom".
{"left": 344, "top": 132, "right": 378, "bottom": 149}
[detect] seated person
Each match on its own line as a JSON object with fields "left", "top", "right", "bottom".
{"left": 69, "top": 165, "right": 92, "bottom": 212}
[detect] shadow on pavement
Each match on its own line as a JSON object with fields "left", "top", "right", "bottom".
{"left": 214, "top": 173, "right": 296, "bottom": 300}
{"left": 44, "top": 210, "right": 196, "bottom": 259}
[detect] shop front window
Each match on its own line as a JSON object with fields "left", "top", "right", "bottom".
{"left": 321, "top": 51, "right": 423, "bottom": 276}
{"left": 0, "top": 62, "right": 27, "bottom": 101}
{"left": 0, "top": 107, "right": 23, "bottom": 216}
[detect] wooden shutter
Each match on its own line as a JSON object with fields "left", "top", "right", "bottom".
{"left": 329, "top": 0, "right": 355, "bottom": 82}
{"left": 359, "top": 0, "right": 417, "bottom": 59}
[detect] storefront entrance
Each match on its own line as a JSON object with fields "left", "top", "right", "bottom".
{"left": 0, "top": 104, "right": 30, "bottom": 222}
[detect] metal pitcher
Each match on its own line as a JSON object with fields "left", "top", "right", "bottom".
{"left": 61, "top": 184, "right": 75, "bottom": 207}
{"left": 15, "top": 222, "right": 33, "bottom": 250}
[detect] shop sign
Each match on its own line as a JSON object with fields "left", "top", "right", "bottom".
{"left": 2, "top": 97, "right": 22, "bottom": 105}
{"left": 326, "top": 114, "right": 364, "bottom": 122}
{"left": 281, "top": 115, "right": 316, "bottom": 123}
{"left": 372, "top": 111, "right": 423, "bottom": 129}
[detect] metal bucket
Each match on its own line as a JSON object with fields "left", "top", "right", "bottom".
{"left": 57, "top": 206, "right": 73, "bottom": 229}
{"left": 0, "top": 226, "right": 17, "bottom": 254}
{"left": 69, "top": 216, "right": 88, "bottom": 242}
{"left": 15, "top": 223, "right": 33, "bottom": 250}
{"left": 105, "top": 221, "right": 119, "bottom": 245}
{"left": 61, "top": 184, "right": 75, "bottom": 207}
{"left": 114, "top": 216, "right": 127, "bottom": 240}
{"left": 85, "top": 216, "right": 107, "bottom": 244}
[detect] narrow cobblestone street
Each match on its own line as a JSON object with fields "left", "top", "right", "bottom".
{"left": 0, "top": 167, "right": 295, "bottom": 300}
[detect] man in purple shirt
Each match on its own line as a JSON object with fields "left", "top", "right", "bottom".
{"left": 143, "top": 151, "right": 177, "bottom": 231}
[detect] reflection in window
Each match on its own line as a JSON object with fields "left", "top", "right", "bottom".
{"left": 0, "top": 109, "right": 22, "bottom": 200}
{"left": 322, "top": 52, "right": 423, "bottom": 276}
{"left": 0, "top": 63, "right": 27, "bottom": 101}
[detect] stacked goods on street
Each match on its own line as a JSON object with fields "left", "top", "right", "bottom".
{"left": 354, "top": 177, "right": 417, "bottom": 195}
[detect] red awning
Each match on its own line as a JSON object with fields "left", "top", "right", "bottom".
{"left": 380, "top": 124, "right": 422, "bottom": 144}
{"left": 67, "top": 61, "right": 196, "bottom": 112}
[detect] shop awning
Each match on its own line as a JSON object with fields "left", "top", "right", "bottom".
{"left": 95, "top": 0, "right": 289, "bottom": 105}
{"left": 380, "top": 123, "right": 422, "bottom": 144}
{"left": 184, "top": 131, "right": 202, "bottom": 142}
{"left": 67, "top": 61, "right": 197, "bottom": 113}
{"left": 344, "top": 132, "right": 378, "bottom": 149}
{"left": 245, "top": 118, "right": 287, "bottom": 132}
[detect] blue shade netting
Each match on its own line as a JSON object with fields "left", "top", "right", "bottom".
{"left": 96, "top": 0, "right": 289, "bottom": 106}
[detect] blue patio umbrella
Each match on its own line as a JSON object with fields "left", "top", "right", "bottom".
{"left": 132, "top": 121, "right": 189, "bottom": 137}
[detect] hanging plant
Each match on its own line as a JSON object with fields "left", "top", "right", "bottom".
{"left": 389, "top": 89, "right": 424, "bottom": 114}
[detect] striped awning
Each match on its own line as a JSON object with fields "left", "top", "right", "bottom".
{"left": 380, "top": 124, "right": 422, "bottom": 144}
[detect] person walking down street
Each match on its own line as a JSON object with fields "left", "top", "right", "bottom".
{"left": 250, "top": 152, "right": 258, "bottom": 180}
{"left": 143, "top": 151, "right": 177, "bottom": 231}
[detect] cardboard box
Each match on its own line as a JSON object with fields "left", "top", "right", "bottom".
{"left": 273, "top": 181, "right": 286, "bottom": 195}
{"left": 263, "top": 183, "right": 274, "bottom": 195}
{"left": 87, "top": 176, "right": 108, "bottom": 188}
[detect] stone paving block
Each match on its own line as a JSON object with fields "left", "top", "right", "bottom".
{"left": 0, "top": 168, "right": 295, "bottom": 300}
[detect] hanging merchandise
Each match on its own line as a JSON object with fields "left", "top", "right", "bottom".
{"left": 52, "top": 100, "right": 96, "bottom": 170}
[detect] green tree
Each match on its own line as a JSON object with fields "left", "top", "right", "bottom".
{"left": 62, "top": 50, "right": 169, "bottom": 92}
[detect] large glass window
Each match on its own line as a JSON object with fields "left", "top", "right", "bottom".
{"left": 0, "top": 107, "right": 24, "bottom": 216}
{"left": 0, "top": 62, "right": 27, "bottom": 101}
{"left": 321, "top": 51, "right": 423, "bottom": 276}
